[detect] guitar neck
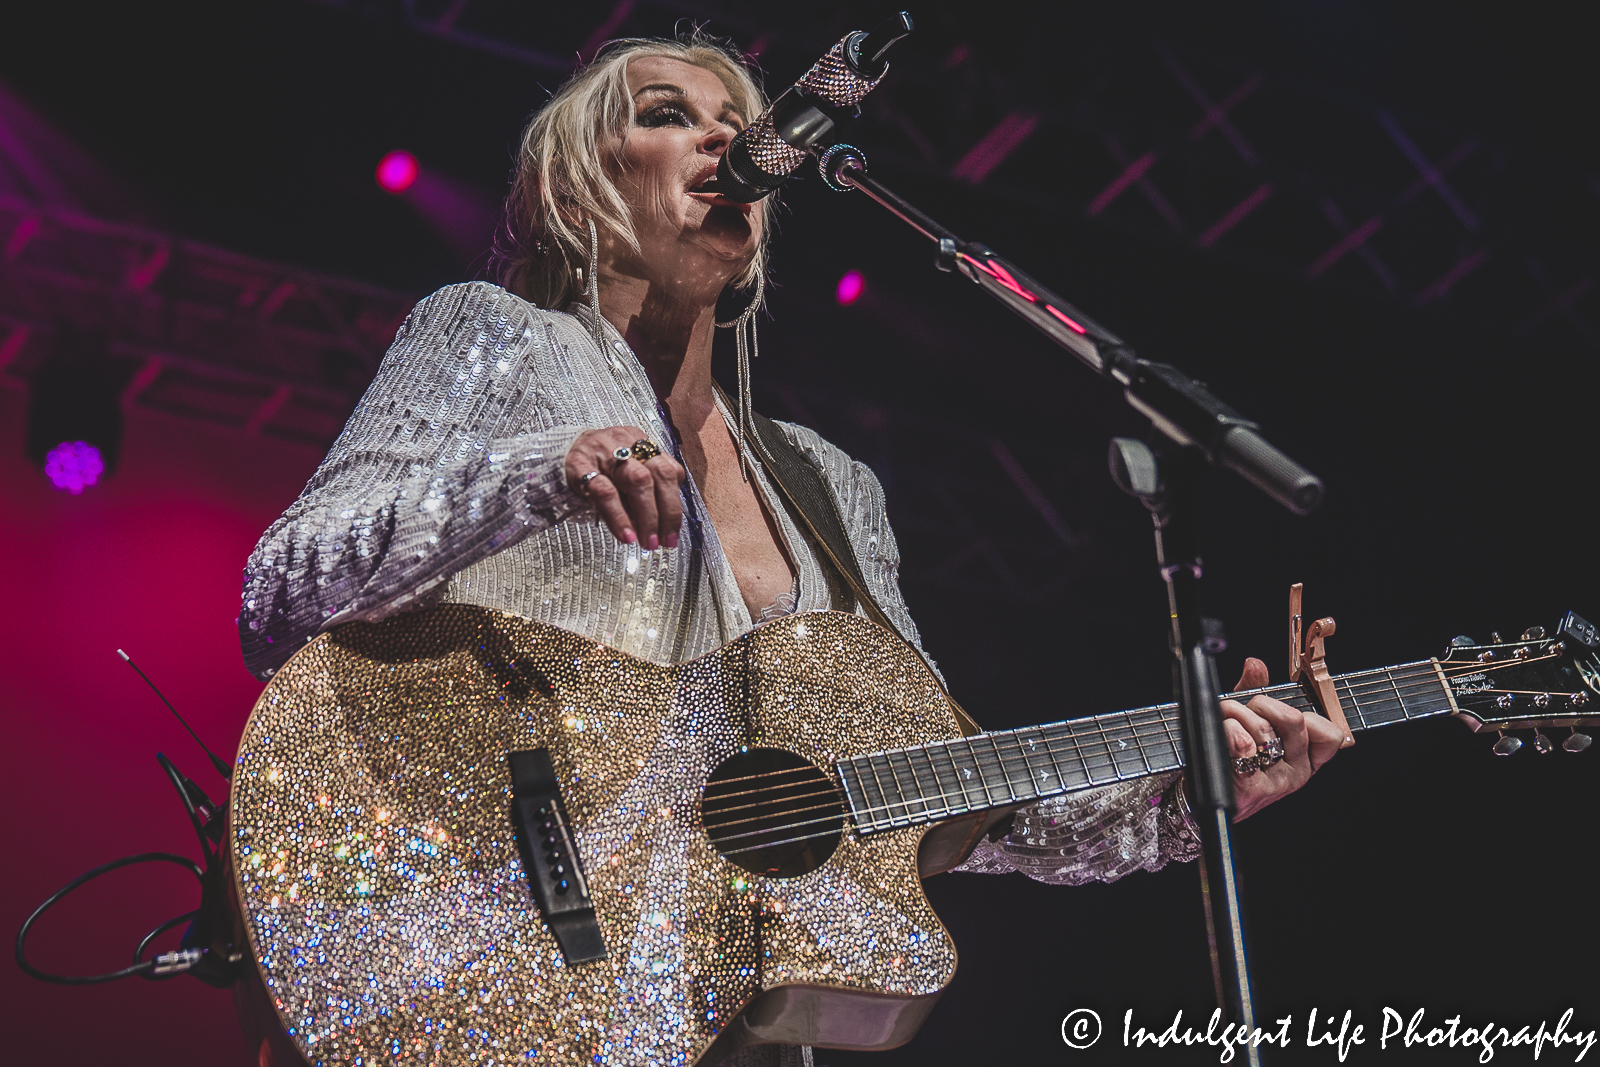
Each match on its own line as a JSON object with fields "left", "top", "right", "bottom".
{"left": 836, "top": 659, "right": 1457, "bottom": 835}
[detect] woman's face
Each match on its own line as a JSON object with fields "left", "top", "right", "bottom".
{"left": 608, "top": 56, "right": 761, "bottom": 288}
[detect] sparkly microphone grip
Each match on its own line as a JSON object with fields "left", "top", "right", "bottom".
{"left": 718, "top": 14, "right": 911, "bottom": 203}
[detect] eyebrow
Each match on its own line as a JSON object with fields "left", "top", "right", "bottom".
{"left": 632, "top": 83, "right": 744, "bottom": 125}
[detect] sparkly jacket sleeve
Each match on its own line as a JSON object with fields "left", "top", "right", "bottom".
{"left": 238, "top": 283, "right": 588, "bottom": 680}
{"left": 778, "top": 420, "right": 1202, "bottom": 886}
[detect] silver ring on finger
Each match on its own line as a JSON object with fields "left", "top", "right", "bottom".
{"left": 612, "top": 446, "right": 633, "bottom": 462}
{"left": 578, "top": 470, "right": 603, "bottom": 495}
{"left": 1233, "top": 735, "right": 1286, "bottom": 775}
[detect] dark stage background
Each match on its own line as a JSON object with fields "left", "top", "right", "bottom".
{"left": 2, "top": 2, "right": 1595, "bottom": 1064}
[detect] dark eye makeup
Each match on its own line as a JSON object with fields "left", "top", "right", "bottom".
{"left": 636, "top": 101, "right": 744, "bottom": 133}
{"left": 637, "top": 103, "right": 694, "bottom": 129}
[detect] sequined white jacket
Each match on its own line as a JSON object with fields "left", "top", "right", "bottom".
{"left": 237, "top": 281, "right": 1198, "bottom": 887}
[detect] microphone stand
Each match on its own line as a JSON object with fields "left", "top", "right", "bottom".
{"left": 818, "top": 145, "right": 1326, "bottom": 1062}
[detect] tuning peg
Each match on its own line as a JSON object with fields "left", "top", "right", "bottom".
{"left": 1450, "top": 635, "right": 1476, "bottom": 648}
{"left": 1490, "top": 632, "right": 1503, "bottom": 643}
{"left": 1493, "top": 732, "right": 1523, "bottom": 756}
{"left": 1521, "top": 626, "right": 1547, "bottom": 640}
{"left": 1532, "top": 730, "right": 1555, "bottom": 754}
{"left": 1564, "top": 729, "right": 1593, "bottom": 753}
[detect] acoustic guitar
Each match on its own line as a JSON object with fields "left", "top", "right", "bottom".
{"left": 230, "top": 603, "right": 1598, "bottom": 1066}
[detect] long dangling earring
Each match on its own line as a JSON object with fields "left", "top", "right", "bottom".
{"left": 715, "top": 272, "right": 765, "bottom": 481}
{"left": 585, "top": 219, "right": 605, "bottom": 354}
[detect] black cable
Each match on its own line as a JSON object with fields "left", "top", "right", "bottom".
{"left": 15, "top": 852, "right": 203, "bottom": 985}
{"left": 133, "top": 909, "right": 200, "bottom": 977}
{"left": 156, "top": 752, "right": 213, "bottom": 861}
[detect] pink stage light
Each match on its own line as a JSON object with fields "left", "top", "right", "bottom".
{"left": 376, "top": 151, "right": 419, "bottom": 193}
{"left": 836, "top": 270, "right": 865, "bottom": 305}
{"left": 44, "top": 441, "right": 104, "bottom": 494}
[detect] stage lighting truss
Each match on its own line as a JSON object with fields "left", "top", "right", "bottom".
{"left": 357, "top": 0, "right": 1597, "bottom": 350}
{"left": 0, "top": 193, "right": 416, "bottom": 448}
{"left": 0, "top": 191, "right": 1091, "bottom": 597}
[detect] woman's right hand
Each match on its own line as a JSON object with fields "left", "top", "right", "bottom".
{"left": 565, "top": 427, "right": 686, "bottom": 549}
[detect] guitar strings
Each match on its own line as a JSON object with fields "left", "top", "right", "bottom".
{"left": 721, "top": 825, "right": 844, "bottom": 857}
{"left": 701, "top": 772, "right": 832, "bottom": 802}
{"left": 702, "top": 782, "right": 839, "bottom": 812}
{"left": 707, "top": 654, "right": 1573, "bottom": 842}
{"left": 702, "top": 789, "right": 841, "bottom": 826}
{"left": 838, "top": 662, "right": 1543, "bottom": 829}
{"left": 706, "top": 765, "right": 831, "bottom": 788}
{"left": 710, "top": 810, "right": 845, "bottom": 847}
{"left": 836, "top": 662, "right": 1461, "bottom": 828}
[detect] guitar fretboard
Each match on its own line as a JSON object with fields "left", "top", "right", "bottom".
{"left": 836, "top": 660, "right": 1457, "bottom": 835}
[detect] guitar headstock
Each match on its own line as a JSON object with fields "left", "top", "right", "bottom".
{"left": 1442, "top": 611, "right": 1599, "bottom": 754}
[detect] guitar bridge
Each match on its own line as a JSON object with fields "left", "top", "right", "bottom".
{"left": 507, "top": 749, "right": 606, "bottom": 965}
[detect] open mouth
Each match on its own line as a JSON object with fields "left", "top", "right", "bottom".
{"left": 686, "top": 175, "right": 751, "bottom": 211}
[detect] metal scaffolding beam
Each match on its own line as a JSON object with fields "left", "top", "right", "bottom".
{"left": 334, "top": 0, "right": 1598, "bottom": 350}
{"left": 0, "top": 193, "right": 416, "bottom": 445}
{"left": 0, "top": 192, "right": 1094, "bottom": 599}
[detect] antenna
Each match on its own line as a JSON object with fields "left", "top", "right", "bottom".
{"left": 117, "top": 650, "right": 233, "bottom": 781}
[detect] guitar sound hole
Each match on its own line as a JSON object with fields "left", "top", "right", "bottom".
{"left": 701, "top": 748, "right": 845, "bottom": 879}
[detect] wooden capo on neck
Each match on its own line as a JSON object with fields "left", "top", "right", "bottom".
{"left": 1289, "top": 583, "right": 1356, "bottom": 748}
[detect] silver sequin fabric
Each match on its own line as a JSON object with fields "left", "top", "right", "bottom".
{"left": 235, "top": 282, "right": 1199, "bottom": 1055}
{"left": 238, "top": 282, "right": 908, "bottom": 683}
{"left": 952, "top": 774, "right": 1201, "bottom": 885}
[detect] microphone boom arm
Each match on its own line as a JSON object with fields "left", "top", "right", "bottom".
{"left": 821, "top": 147, "right": 1324, "bottom": 516}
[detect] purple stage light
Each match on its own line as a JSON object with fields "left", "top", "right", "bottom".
{"left": 836, "top": 270, "right": 865, "bottom": 306}
{"left": 376, "top": 151, "right": 419, "bottom": 193}
{"left": 44, "top": 440, "right": 104, "bottom": 494}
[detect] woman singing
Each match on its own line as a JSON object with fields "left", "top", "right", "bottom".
{"left": 235, "top": 30, "right": 1342, "bottom": 1067}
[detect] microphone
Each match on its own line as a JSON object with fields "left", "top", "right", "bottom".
{"left": 717, "top": 12, "right": 914, "bottom": 203}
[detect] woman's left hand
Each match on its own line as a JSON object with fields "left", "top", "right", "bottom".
{"left": 1220, "top": 657, "right": 1347, "bottom": 820}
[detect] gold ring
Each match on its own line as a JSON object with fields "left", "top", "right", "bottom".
{"left": 630, "top": 439, "right": 663, "bottom": 462}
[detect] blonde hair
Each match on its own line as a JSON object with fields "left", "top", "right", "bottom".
{"left": 496, "top": 31, "right": 772, "bottom": 309}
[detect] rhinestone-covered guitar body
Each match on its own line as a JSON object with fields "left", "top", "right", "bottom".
{"left": 231, "top": 606, "right": 962, "bottom": 1066}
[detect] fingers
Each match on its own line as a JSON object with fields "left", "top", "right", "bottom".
{"left": 1303, "top": 711, "right": 1347, "bottom": 771}
{"left": 1234, "top": 656, "right": 1270, "bottom": 692}
{"left": 1220, "top": 697, "right": 1276, "bottom": 754}
{"left": 582, "top": 473, "right": 636, "bottom": 544}
{"left": 649, "top": 456, "right": 685, "bottom": 550}
{"left": 1223, "top": 717, "right": 1257, "bottom": 760}
{"left": 611, "top": 455, "right": 662, "bottom": 547}
{"left": 1221, "top": 653, "right": 1350, "bottom": 821}
{"left": 622, "top": 454, "right": 688, "bottom": 549}
{"left": 565, "top": 427, "right": 686, "bottom": 548}
{"left": 1246, "top": 695, "right": 1311, "bottom": 765}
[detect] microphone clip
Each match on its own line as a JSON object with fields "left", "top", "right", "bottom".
{"left": 844, "top": 11, "right": 915, "bottom": 80}
{"left": 718, "top": 88, "right": 860, "bottom": 203}
{"left": 716, "top": 14, "right": 915, "bottom": 204}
